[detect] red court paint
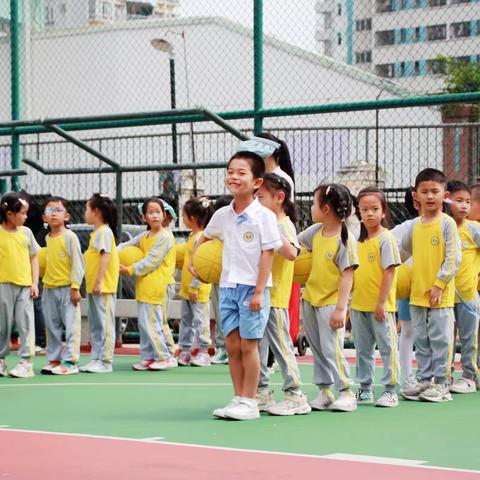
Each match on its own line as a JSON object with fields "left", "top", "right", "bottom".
{"left": 0, "top": 430, "right": 478, "bottom": 480}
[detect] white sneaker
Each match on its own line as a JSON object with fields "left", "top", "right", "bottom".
{"left": 224, "top": 397, "right": 260, "bottom": 421}
{"left": 178, "top": 350, "right": 191, "bottom": 366}
{"left": 9, "top": 359, "right": 35, "bottom": 378}
{"left": 82, "top": 360, "right": 112, "bottom": 374}
{"left": 267, "top": 391, "right": 311, "bottom": 416}
{"left": 132, "top": 359, "right": 154, "bottom": 371}
{"left": 148, "top": 360, "right": 169, "bottom": 371}
{"left": 449, "top": 377, "right": 477, "bottom": 394}
{"left": 401, "top": 380, "right": 431, "bottom": 401}
{"left": 419, "top": 383, "right": 453, "bottom": 403}
{"left": 256, "top": 387, "right": 275, "bottom": 412}
{"left": 191, "top": 350, "right": 211, "bottom": 367}
{"left": 51, "top": 362, "right": 79, "bottom": 375}
{"left": 35, "top": 345, "right": 46, "bottom": 355}
{"left": 309, "top": 388, "right": 335, "bottom": 411}
{"left": 329, "top": 390, "right": 357, "bottom": 412}
{"left": 213, "top": 396, "right": 241, "bottom": 419}
{"left": 79, "top": 360, "right": 98, "bottom": 372}
{"left": 375, "top": 390, "right": 399, "bottom": 408}
{"left": 164, "top": 357, "right": 178, "bottom": 369}
{"left": 211, "top": 348, "right": 228, "bottom": 365}
{"left": 0, "top": 359, "right": 7, "bottom": 377}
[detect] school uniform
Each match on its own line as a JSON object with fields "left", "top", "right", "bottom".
{"left": 0, "top": 226, "right": 40, "bottom": 359}
{"left": 258, "top": 216, "right": 302, "bottom": 392}
{"left": 42, "top": 229, "right": 84, "bottom": 364}
{"left": 161, "top": 234, "right": 176, "bottom": 355}
{"left": 401, "top": 213, "right": 461, "bottom": 384}
{"left": 298, "top": 224, "right": 358, "bottom": 391}
{"left": 84, "top": 225, "right": 119, "bottom": 363}
{"left": 350, "top": 230, "right": 401, "bottom": 392}
{"left": 203, "top": 198, "right": 282, "bottom": 340}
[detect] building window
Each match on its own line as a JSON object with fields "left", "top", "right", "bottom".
{"left": 355, "top": 18, "right": 373, "bottom": 32}
{"left": 102, "top": 1, "right": 113, "bottom": 19}
{"left": 337, "top": 3, "right": 342, "bottom": 15}
{"left": 60, "top": 3, "right": 66, "bottom": 15}
{"left": 400, "top": 28, "right": 407, "bottom": 43}
{"left": 427, "top": 24, "right": 447, "bottom": 41}
{"left": 413, "top": 0, "right": 423, "bottom": 6}
{"left": 376, "top": 0, "right": 395, "bottom": 13}
{"left": 89, "top": 0, "right": 98, "bottom": 19}
{"left": 399, "top": 0, "right": 408, "bottom": 9}
{"left": 337, "top": 32, "right": 342, "bottom": 45}
{"left": 399, "top": 62, "right": 406, "bottom": 77}
{"left": 375, "top": 30, "right": 396, "bottom": 46}
{"left": 451, "top": 22, "right": 471, "bottom": 38}
{"left": 412, "top": 26, "right": 421, "bottom": 42}
{"left": 428, "top": 0, "right": 447, "bottom": 6}
{"left": 355, "top": 50, "right": 372, "bottom": 64}
{"left": 413, "top": 61, "right": 420, "bottom": 76}
{"left": 451, "top": 0, "right": 472, "bottom": 4}
{"left": 426, "top": 58, "right": 445, "bottom": 74}
{"left": 45, "top": 6, "right": 54, "bottom": 26}
{"left": 375, "top": 64, "right": 395, "bottom": 78}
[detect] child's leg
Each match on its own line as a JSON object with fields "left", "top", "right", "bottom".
{"left": 428, "top": 308, "right": 455, "bottom": 384}
{"left": 398, "top": 299, "right": 415, "bottom": 384}
{"left": 263, "top": 308, "right": 302, "bottom": 392}
{"left": 0, "top": 283, "right": 16, "bottom": 359}
{"left": 139, "top": 302, "right": 170, "bottom": 361}
{"left": 301, "top": 300, "right": 334, "bottom": 388}
{"left": 42, "top": 288, "right": 64, "bottom": 362}
{"left": 350, "top": 309, "right": 376, "bottom": 391}
{"left": 317, "top": 304, "right": 352, "bottom": 392}
{"left": 410, "top": 306, "right": 433, "bottom": 382}
{"left": 137, "top": 302, "right": 157, "bottom": 361}
{"left": 192, "top": 302, "right": 211, "bottom": 350}
{"left": 225, "top": 329, "right": 243, "bottom": 396}
{"left": 240, "top": 337, "right": 261, "bottom": 398}
{"left": 88, "top": 293, "right": 116, "bottom": 363}
{"left": 162, "top": 284, "right": 176, "bottom": 355}
{"left": 14, "top": 286, "right": 35, "bottom": 359}
{"left": 257, "top": 333, "right": 270, "bottom": 389}
{"left": 178, "top": 299, "right": 195, "bottom": 351}
{"left": 372, "top": 312, "right": 400, "bottom": 391}
{"left": 455, "top": 299, "right": 479, "bottom": 379}
{"left": 211, "top": 284, "right": 226, "bottom": 351}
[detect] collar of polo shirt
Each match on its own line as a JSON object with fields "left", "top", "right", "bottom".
{"left": 229, "top": 198, "right": 261, "bottom": 223}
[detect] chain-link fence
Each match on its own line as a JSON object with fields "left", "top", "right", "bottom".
{"left": 1, "top": 0, "right": 480, "bottom": 230}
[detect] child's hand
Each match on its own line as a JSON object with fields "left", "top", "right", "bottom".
{"left": 428, "top": 286, "right": 442, "bottom": 307}
{"left": 119, "top": 264, "right": 130, "bottom": 276}
{"left": 70, "top": 288, "right": 81, "bottom": 306}
{"left": 92, "top": 282, "right": 102, "bottom": 296}
{"left": 31, "top": 284, "right": 39, "bottom": 300}
{"left": 329, "top": 308, "right": 345, "bottom": 330}
{"left": 189, "top": 291, "right": 198, "bottom": 302}
{"left": 374, "top": 302, "right": 386, "bottom": 321}
{"left": 188, "top": 262, "right": 199, "bottom": 279}
{"left": 249, "top": 291, "right": 263, "bottom": 312}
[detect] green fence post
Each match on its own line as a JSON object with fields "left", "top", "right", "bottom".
{"left": 10, "top": 0, "right": 21, "bottom": 192}
{"left": 253, "top": 0, "right": 263, "bottom": 135}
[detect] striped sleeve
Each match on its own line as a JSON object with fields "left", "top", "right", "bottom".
{"left": 399, "top": 218, "right": 416, "bottom": 259}
{"left": 65, "top": 231, "right": 85, "bottom": 289}
{"left": 133, "top": 232, "right": 171, "bottom": 277}
{"left": 297, "top": 224, "right": 322, "bottom": 252}
{"left": 434, "top": 216, "right": 462, "bottom": 290}
{"left": 335, "top": 231, "right": 359, "bottom": 272}
{"left": 379, "top": 231, "right": 401, "bottom": 269}
{"left": 23, "top": 227, "right": 40, "bottom": 255}
{"left": 467, "top": 221, "right": 480, "bottom": 248}
{"left": 117, "top": 231, "right": 146, "bottom": 252}
{"left": 93, "top": 227, "right": 112, "bottom": 254}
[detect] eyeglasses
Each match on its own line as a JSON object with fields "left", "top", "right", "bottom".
{"left": 44, "top": 207, "right": 66, "bottom": 215}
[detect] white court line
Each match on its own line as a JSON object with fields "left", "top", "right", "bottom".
{"left": 142, "top": 436, "right": 166, "bottom": 441}
{"left": 0, "top": 428, "right": 478, "bottom": 475}
{"left": 321, "top": 453, "right": 427, "bottom": 466}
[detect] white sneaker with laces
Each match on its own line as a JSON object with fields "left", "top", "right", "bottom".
{"left": 164, "top": 357, "right": 178, "bottom": 369}
{"left": 267, "top": 391, "right": 311, "bottom": 416}
{"left": 224, "top": 397, "right": 260, "bottom": 420}
{"left": 132, "top": 359, "right": 154, "bottom": 371}
{"left": 79, "top": 360, "right": 99, "bottom": 372}
{"left": 329, "top": 390, "right": 357, "bottom": 412}
{"left": 419, "top": 383, "right": 453, "bottom": 402}
{"left": 0, "top": 359, "right": 7, "bottom": 377}
{"left": 148, "top": 360, "right": 169, "bottom": 371}
{"left": 83, "top": 360, "right": 112, "bottom": 374}
{"left": 256, "top": 387, "right": 275, "bottom": 412}
{"left": 191, "top": 350, "right": 211, "bottom": 367}
{"left": 309, "top": 388, "right": 335, "bottom": 411}
{"left": 9, "top": 359, "right": 35, "bottom": 378}
{"left": 401, "top": 380, "right": 430, "bottom": 401}
{"left": 375, "top": 390, "right": 399, "bottom": 408}
{"left": 449, "top": 377, "right": 477, "bottom": 394}
{"left": 213, "top": 396, "right": 241, "bottom": 419}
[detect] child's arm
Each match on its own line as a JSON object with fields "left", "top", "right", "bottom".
{"left": 126, "top": 234, "right": 170, "bottom": 277}
{"left": 375, "top": 266, "right": 396, "bottom": 321}
{"left": 430, "top": 217, "right": 462, "bottom": 307}
{"left": 30, "top": 254, "right": 39, "bottom": 299}
{"left": 297, "top": 224, "right": 322, "bottom": 252}
{"left": 250, "top": 249, "right": 275, "bottom": 312}
{"left": 93, "top": 252, "right": 109, "bottom": 295}
{"left": 277, "top": 221, "right": 299, "bottom": 261}
{"left": 330, "top": 267, "right": 354, "bottom": 329}
{"left": 67, "top": 233, "right": 84, "bottom": 306}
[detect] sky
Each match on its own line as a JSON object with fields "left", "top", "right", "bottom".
{"left": 178, "top": 0, "right": 317, "bottom": 51}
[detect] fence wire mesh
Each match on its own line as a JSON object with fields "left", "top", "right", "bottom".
{"left": 0, "top": 0, "right": 480, "bottom": 231}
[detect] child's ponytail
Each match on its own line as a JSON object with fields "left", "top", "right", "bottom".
{"left": 257, "top": 132, "right": 295, "bottom": 184}
{"left": 183, "top": 196, "right": 214, "bottom": 229}
{"left": 262, "top": 173, "right": 298, "bottom": 223}
{"left": 88, "top": 193, "right": 118, "bottom": 237}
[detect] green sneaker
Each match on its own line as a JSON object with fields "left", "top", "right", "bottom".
{"left": 355, "top": 388, "right": 374, "bottom": 404}
{"left": 211, "top": 348, "right": 228, "bottom": 365}
{"left": 51, "top": 361, "right": 79, "bottom": 375}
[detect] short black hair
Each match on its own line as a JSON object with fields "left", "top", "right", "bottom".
{"left": 447, "top": 180, "right": 470, "bottom": 194}
{"left": 414, "top": 168, "right": 447, "bottom": 189}
{"left": 44, "top": 196, "right": 69, "bottom": 211}
{"left": 228, "top": 151, "right": 265, "bottom": 180}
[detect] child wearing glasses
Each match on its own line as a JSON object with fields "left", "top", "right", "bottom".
{"left": 41, "top": 197, "right": 84, "bottom": 375}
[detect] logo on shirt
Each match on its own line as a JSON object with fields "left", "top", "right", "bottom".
{"left": 325, "top": 251, "right": 334, "bottom": 261}
{"left": 431, "top": 236, "right": 439, "bottom": 246}
{"left": 243, "top": 232, "right": 254, "bottom": 242}
{"left": 463, "top": 241, "right": 470, "bottom": 249}
{"left": 368, "top": 253, "right": 376, "bottom": 263}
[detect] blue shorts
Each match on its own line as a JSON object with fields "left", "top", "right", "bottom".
{"left": 219, "top": 285, "right": 270, "bottom": 340}
{"left": 397, "top": 298, "right": 411, "bottom": 321}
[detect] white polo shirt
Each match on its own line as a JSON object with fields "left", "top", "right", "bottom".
{"left": 203, "top": 198, "right": 282, "bottom": 288}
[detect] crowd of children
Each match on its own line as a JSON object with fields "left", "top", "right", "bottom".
{"left": 0, "top": 133, "right": 479, "bottom": 421}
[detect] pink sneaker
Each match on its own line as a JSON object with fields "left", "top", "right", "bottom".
{"left": 178, "top": 350, "right": 192, "bottom": 366}
{"left": 191, "top": 350, "right": 211, "bottom": 367}
{"left": 132, "top": 359, "right": 154, "bottom": 371}
{"left": 164, "top": 357, "right": 178, "bottom": 369}
{"left": 148, "top": 360, "right": 168, "bottom": 371}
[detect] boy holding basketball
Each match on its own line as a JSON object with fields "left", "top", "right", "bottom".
{"left": 192, "top": 151, "right": 282, "bottom": 420}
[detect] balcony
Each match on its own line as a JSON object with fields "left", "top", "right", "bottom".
{"left": 376, "top": 0, "right": 395, "bottom": 13}
{"left": 375, "top": 30, "right": 395, "bottom": 46}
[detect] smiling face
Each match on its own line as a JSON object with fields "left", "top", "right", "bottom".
{"left": 358, "top": 194, "right": 384, "bottom": 230}
{"left": 226, "top": 158, "right": 263, "bottom": 198}
{"left": 414, "top": 180, "right": 446, "bottom": 215}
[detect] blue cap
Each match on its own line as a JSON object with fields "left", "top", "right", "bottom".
{"left": 161, "top": 200, "right": 178, "bottom": 222}
{"left": 235, "top": 136, "right": 280, "bottom": 158}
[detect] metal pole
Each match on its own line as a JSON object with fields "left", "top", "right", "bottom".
{"left": 253, "top": 0, "right": 264, "bottom": 134}
{"left": 10, "top": 0, "right": 21, "bottom": 191}
{"left": 169, "top": 57, "right": 178, "bottom": 164}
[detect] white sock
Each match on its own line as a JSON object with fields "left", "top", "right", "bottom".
{"left": 399, "top": 320, "right": 415, "bottom": 383}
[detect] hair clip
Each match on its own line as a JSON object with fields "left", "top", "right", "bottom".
{"left": 201, "top": 198, "right": 211, "bottom": 208}
{"left": 19, "top": 198, "right": 28, "bottom": 207}
{"left": 326, "top": 185, "right": 332, "bottom": 196}
{"left": 99, "top": 193, "right": 111, "bottom": 199}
